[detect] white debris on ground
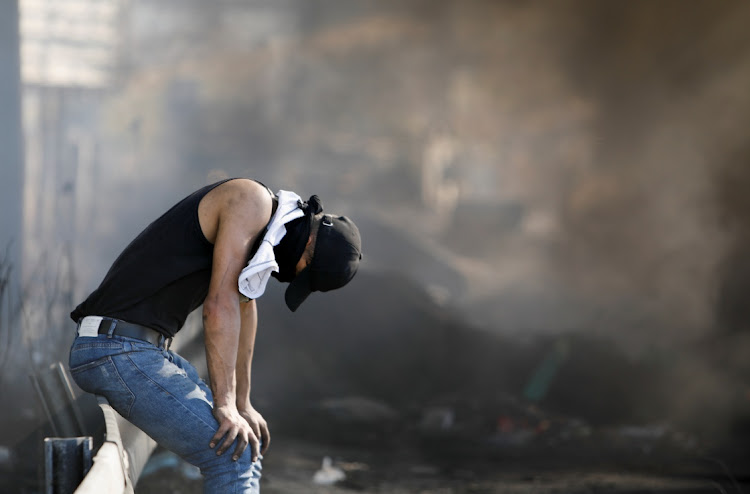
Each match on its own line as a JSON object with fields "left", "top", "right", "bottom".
{"left": 419, "top": 406, "right": 455, "bottom": 431}
{"left": 312, "top": 456, "right": 346, "bottom": 486}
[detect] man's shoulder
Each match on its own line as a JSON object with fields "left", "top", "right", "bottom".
{"left": 202, "top": 179, "right": 271, "bottom": 211}
{"left": 199, "top": 178, "right": 274, "bottom": 244}
{"left": 212, "top": 178, "right": 270, "bottom": 202}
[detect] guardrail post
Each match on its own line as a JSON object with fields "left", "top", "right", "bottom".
{"left": 44, "top": 437, "right": 93, "bottom": 494}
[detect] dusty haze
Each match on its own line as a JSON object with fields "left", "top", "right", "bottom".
{"left": 2, "top": 0, "right": 749, "bottom": 490}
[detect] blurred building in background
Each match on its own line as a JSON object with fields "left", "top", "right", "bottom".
{"left": 21, "top": 0, "right": 123, "bottom": 87}
{"left": 19, "top": 0, "right": 127, "bottom": 354}
{"left": 0, "top": 0, "right": 24, "bottom": 377}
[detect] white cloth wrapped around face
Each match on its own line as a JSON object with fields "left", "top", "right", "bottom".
{"left": 238, "top": 190, "right": 304, "bottom": 299}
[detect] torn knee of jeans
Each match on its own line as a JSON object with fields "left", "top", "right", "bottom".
{"left": 185, "top": 384, "right": 211, "bottom": 406}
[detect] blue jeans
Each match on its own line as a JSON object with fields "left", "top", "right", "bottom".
{"left": 69, "top": 333, "right": 263, "bottom": 493}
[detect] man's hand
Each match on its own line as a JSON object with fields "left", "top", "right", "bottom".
{"left": 210, "top": 404, "right": 258, "bottom": 462}
{"left": 239, "top": 404, "right": 270, "bottom": 457}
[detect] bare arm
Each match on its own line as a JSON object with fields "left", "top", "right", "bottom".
{"left": 202, "top": 181, "right": 271, "bottom": 462}
{"left": 236, "top": 299, "right": 257, "bottom": 411}
{"left": 236, "top": 299, "right": 271, "bottom": 454}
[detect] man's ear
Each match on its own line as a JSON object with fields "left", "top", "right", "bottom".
{"left": 304, "top": 234, "right": 315, "bottom": 262}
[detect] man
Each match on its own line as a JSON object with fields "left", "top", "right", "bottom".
{"left": 68, "top": 178, "right": 362, "bottom": 492}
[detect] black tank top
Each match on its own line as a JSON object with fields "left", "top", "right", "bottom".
{"left": 70, "top": 178, "right": 274, "bottom": 337}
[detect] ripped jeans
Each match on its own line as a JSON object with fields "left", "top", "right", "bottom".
{"left": 69, "top": 333, "right": 263, "bottom": 494}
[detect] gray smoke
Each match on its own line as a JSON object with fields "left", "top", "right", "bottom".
{"left": 81, "top": 0, "right": 750, "bottom": 432}
{"left": 8, "top": 1, "right": 750, "bottom": 475}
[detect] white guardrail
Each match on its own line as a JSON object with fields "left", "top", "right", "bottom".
{"left": 74, "top": 396, "right": 156, "bottom": 494}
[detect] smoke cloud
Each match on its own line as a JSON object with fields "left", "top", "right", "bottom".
{"left": 9, "top": 0, "right": 750, "bottom": 477}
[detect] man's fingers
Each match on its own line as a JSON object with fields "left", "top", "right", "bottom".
{"left": 231, "top": 431, "right": 250, "bottom": 461}
{"left": 209, "top": 424, "right": 229, "bottom": 449}
{"left": 249, "top": 422, "right": 261, "bottom": 439}
{"left": 248, "top": 433, "right": 260, "bottom": 462}
{"left": 260, "top": 423, "right": 271, "bottom": 454}
{"left": 216, "top": 426, "right": 239, "bottom": 455}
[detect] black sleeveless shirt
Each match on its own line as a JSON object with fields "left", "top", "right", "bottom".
{"left": 70, "top": 178, "right": 274, "bottom": 337}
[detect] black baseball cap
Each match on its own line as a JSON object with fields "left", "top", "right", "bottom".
{"left": 285, "top": 214, "right": 362, "bottom": 312}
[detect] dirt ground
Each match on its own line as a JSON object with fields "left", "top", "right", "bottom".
{"left": 135, "top": 427, "right": 748, "bottom": 494}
